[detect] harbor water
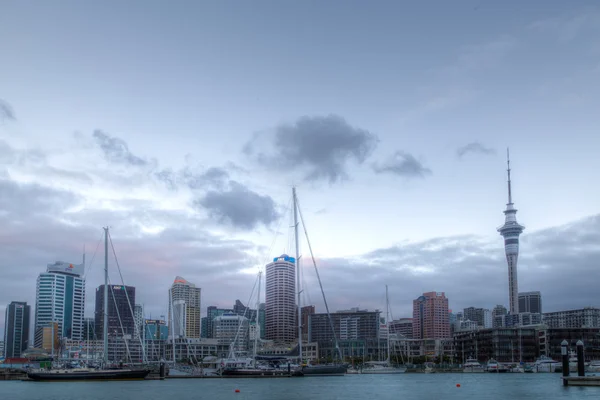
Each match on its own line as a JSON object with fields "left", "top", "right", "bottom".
{"left": 0, "top": 373, "right": 597, "bottom": 400}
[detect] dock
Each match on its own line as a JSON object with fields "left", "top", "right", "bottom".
{"left": 563, "top": 376, "right": 600, "bottom": 387}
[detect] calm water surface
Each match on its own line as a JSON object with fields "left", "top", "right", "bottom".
{"left": 0, "top": 374, "right": 596, "bottom": 400}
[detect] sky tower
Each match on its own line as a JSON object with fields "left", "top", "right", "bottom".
{"left": 497, "top": 149, "right": 525, "bottom": 315}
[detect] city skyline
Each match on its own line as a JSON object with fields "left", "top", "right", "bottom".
{"left": 2, "top": 1, "right": 600, "bottom": 337}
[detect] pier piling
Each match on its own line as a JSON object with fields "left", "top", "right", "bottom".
{"left": 577, "top": 340, "right": 585, "bottom": 377}
{"left": 562, "top": 340, "right": 569, "bottom": 386}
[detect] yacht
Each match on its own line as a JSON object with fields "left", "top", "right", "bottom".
{"left": 486, "top": 359, "right": 508, "bottom": 373}
{"left": 588, "top": 360, "right": 600, "bottom": 372}
{"left": 361, "top": 361, "right": 407, "bottom": 374}
{"left": 533, "top": 356, "right": 561, "bottom": 373}
{"left": 463, "top": 358, "right": 485, "bottom": 373}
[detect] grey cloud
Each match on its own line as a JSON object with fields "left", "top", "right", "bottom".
{"left": 456, "top": 142, "right": 496, "bottom": 158}
{"left": 244, "top": 114, "right": 378, "bottom": 184}
{"left": 92, "top": 130, "right": 149, "bottom": 166}
{"left": 372, "top": 151, "right": 432, "bottom": 178}
{"left": 1, "top": 169, "right": 599, "bottom": 334}
{"left": 196, "top": 181, "right": 280, "bottom": 229}
{"left": 155, "top": 166, "right": 230, "bottom": 191}
{"left": 0, "top": 176, "right": 262, "bottom": 335}
{"left": 0, "top": 99, "right": 16, "bottom": 121}
{"left": 183, "top": 166, "right": 229, "bottom": 190}
{"left": 0, "top": 178, "right": 79, "bottom": 219}
{"left": 0, "top": 140, "right": 16, "bottom": 164}
{"left": 153, "top": 169, "right": 178, "bottom": 190}
{"left": 297, "top": 214, "right": 600, "bottom": 318}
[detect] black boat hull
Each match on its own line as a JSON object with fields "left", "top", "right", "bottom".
{"left": 302, "top": 365, "right": 347, "bottom": 376}
{"left": 221, "top": 368, "right": 294, "bottom": 377}
{"left": 27, "top": 369, "right": 151, "bottom": 381}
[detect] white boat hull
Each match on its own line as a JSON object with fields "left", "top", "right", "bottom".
{"left": 361, "top": 367, "right": 406, "bottom": 374}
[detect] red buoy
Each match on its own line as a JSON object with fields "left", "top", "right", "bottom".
{"left": 456, "top": 384, "right": 461, "bottom": 388}
{"left": 235, "top": 389, "right": 240, "bottom": 393}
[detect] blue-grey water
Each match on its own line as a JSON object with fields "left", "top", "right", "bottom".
{"left": 1, "top": 374, "right": 597, "bottom": 400}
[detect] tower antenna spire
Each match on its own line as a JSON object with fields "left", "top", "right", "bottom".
{"left": 507, "top": 148, "right": 512, "bottom": 205}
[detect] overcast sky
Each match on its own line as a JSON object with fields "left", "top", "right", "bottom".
{"left": 1, "top": 1, "right": 600, "bottom": 337}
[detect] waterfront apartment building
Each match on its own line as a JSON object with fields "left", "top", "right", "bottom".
{"left": 0, "top": 340, "right": 4, "bottom": 358}
{"left": 94, "top": 285, "right": 136, "bottom": 340}
{"left": 538, "top": 327, "right": 600, "bottom": 361}
{"left": 389, "top": 318, "right": 413, "bottom": 338}
{"left": 265, "top": 254, "right": 296, "bottom": 343}
{"left": 413, "top": 292, "right": 450, "bottom": 339}
{"left": 3, "top": 301, "right": 31, "bottom": 358}
{"left": 213, "top": 313, "right": 249, "bottom": 351}
{"left": 168, "top": 277, "right": 201, "bottom": 339}
{"left": 309, "top": 308, "right": 380, "bottom": 343}
{"left": 543, "top": 307, "right": 600, "bottom": 329}
{"left": 309, "top": 308, "right": 381, "bottom": 361}
{"left": 519, "top": 291, "right": 542, "bottom": 314}
{"left": 34, "top": 261, "right": 85, "bottom": 347}
{"left": 454, "top": 327, "right": 538, "bottom": 363}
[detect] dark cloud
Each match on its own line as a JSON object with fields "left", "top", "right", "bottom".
{"left": 92, "top": 130, "right": 149, "bottom": 166}
{"left": 0, "top": 99, "right": 16, "bottom": 121}
{"left": 456, "top": 142, "right": 496, "bottom": 158}
{"left": 372, "top": 151, "right": 432, "bottom": 178}
{"left": 196, "top": 181, "right": 280, "bottom": 229}
{"left": 244, "top": 114, "right": 378, "bottom": 184}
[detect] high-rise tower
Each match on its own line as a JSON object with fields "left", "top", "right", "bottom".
{"left": 34, "top": 261, "right": 86, "bottom": 347}
{"left": 265, "top": 254, "right": 296, "bottom": 343}
{"left": 497, "top": 149, "right": 525, "bottom": 315}
{"left": 168, "top": 277, "right": 201, "bottom": 338}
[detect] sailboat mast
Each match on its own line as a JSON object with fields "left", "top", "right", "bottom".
{"left": 103, "top": 227, "right": 109, "bottom": 365}
{"left": 253, "top": 271, "right": 262, "bottom": 362}
{"left": 293, "top": 187, "right": 302, "bottom": 364}
{"left": 386, "top": 285, "right": 390, "bottom": 363}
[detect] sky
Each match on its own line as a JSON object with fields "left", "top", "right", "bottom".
{"left": 1, "top": 1, "right": 600, "bottom": 337}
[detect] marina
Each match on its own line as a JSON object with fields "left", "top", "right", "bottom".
{"left": 2, "top": 374, "right": 599, "bottom": 400}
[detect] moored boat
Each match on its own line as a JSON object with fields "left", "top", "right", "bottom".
{"left": 463, "top": 358, "right": 485, "bottom": 373}
{"left": 302, "top": 364, "right": 348, "bottom": 376}
{"left": 27, "top": 367, "right": 150, "bottom": 381}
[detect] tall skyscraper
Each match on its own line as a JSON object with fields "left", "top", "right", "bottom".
{"left": 412, "top": 292, "right": 450, "bottom": 339}
{"left": 265, "top": 254, "right": 296, "bottom": 343}
{"left": 34, "top": 261, "right": 85, "bottom": 347}
{"left": 168, "top": 276, "right": 201, "bottom": 338}
{"left": 497, "top": 149, "right": 525, "bottom": 315}
{"left": 519, "top": 291, "right": 542, "bottom": 314}
{"left": 4, "top": 301, "right": 31, "bottom": 358}
{"left": 94, "top": 285, "right": 136, "bottom": 339}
